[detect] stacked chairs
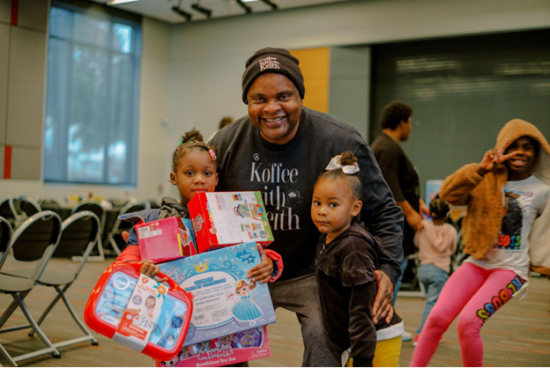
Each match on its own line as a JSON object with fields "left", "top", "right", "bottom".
{"left": 0, "top": 197, "right": 25, "bottom": 229}
{"left": 71, "top": 200, "right": 105, "bottom": 261}
{"left": 37, "top": 199, "right": 62, "bottom": 210}
{"left": 0, "top": 212, "right": 63, "bottom": 366}
{"left": 105, "top": 200, "right": 148, "bottom": 255}
{"left": 7, "top": 212, "right": 101, "bottom": 353}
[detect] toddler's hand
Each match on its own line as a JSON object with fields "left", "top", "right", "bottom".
{"left": 247, "top": 244, "right": 273, "bottom": 284}
{"left": 139, "top": 260, "right": 160, "bottom": 279}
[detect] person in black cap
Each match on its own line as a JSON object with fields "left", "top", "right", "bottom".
{"left": 210, "top": 47, "right": 403, "bottom": 366}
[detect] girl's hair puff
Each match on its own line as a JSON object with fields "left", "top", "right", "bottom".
{"left": 429, "top": 195, "right": 450, "bottom": 221}
{"left": 317, "top": 151, "right": 362, "bottom": 201}
{"left": 172, "top": 129, "right": 216, "bottom": 172}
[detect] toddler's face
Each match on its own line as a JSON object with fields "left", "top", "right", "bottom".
{"left": 311, "top": 178, "right": 362, "bottom": 242}
{"left": 146, "top": 297, "right": 155, "bottom": 308}
{"left": 170, "top": 148, "right": 218, "bottom": 204}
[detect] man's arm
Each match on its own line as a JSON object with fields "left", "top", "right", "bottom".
{"left": 355, "top": 143, "right": 403, "bottom": 286}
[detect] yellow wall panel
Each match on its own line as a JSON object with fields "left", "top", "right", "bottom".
{"left": 289, "top": 47, "right": 330, "bottom": 113}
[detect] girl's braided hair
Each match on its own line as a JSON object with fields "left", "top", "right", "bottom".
{"left": 429, "top": 195, "right": 450, "bottom": 221}
{"left": 172, "top": 129, "right": 216, "bottom": 172}
{"left": 317, "top": 151, "right": 362, "bottom": 201}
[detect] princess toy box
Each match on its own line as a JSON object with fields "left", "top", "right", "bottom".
{"left": 158, "top": 242, "right": 277, "bottom": 346}
{"left": 188, "top": 192, "right": 274, "bottom": 253}
{"left": 156, "top": 326, "right": 270, "bottom": 367}
{"left": 85, "top": 262, "right": 194, "bottom": 360}
{"left": 133, "top": 217, "right": 197, "bottom": 263}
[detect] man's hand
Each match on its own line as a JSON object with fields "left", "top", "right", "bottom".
{"left": 139, "top": 260, "right": 161, "bottom": 278}
{"left": 247, "top": 244, "right": 274, "bottom": 284}
{"left": 419, "top": 199, "right": 430, "bottom": 219}
{"left": 373, "top": 270, "right": 394, "bottom": 324}
{"left": 406, "top": 211, "right": 424, "bottom": 231}
{"left": 477, "top": 139, "right": 519, "bottom": 176}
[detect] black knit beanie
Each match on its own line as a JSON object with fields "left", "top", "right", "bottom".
{"left": 242, "top": 47, "right": 305, "bottom": 104}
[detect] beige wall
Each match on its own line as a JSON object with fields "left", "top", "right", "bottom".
{"left": 0, "top": 0, "right": 48, "bottom": 181}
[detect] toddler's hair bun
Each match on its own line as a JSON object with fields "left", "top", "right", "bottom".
{"left": 181, "top": 129, "right": 204, "bottom": 145}
{"left": 339, "top": 151, "right": 358, "bottom": 166}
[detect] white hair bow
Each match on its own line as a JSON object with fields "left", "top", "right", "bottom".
{"left": 325, "top": 155, "right": 360, "bottom": 175}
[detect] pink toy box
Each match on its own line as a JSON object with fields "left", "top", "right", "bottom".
{"left": 156, "top": 326, "right": 270, "bottom": 367}
{"left": 134, "top": 217, "right": 197, "bottom": 263}
{"left": 187, "top": 192, "right": 274, "bottom": 253}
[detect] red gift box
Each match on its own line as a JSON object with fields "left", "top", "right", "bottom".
{"left": 188, "top": 192, "right": 274, "bottom": 253}
{"left": 135, "top": 217, "right": 197, "bottom": 263}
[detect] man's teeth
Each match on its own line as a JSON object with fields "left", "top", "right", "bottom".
{"left": 264, "top": 117, "right": 284, "bottom": 122}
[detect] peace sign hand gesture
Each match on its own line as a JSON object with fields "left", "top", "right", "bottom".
{"left": 476, "top": 139, "right": 520, "bottom": 176}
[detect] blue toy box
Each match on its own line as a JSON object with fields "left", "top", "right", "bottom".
{"left": 158, "top": 242, "right": 276, "bottom": 346}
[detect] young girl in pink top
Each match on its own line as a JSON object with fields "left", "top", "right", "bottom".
{"left": 413, "top": 196, "right": 457, "bottom": 346}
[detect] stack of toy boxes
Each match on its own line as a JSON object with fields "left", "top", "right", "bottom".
{"left": 155, "top": 192, "right": 276, "bottom": 366}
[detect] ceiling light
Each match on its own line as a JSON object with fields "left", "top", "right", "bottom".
{"left": 106, "top": 0, "right": 139, "bottom": 5}
{"left": 236, "top": 0, "right": 253, "bottom": 14}
{"left": 172, "top": 5, "right": 193, "bottom": 21}
{"left": 191, "top": 2, "right": 213, "bottom": 18}
{"left": 259, "top": 0, "right": 278, "bottom": 10}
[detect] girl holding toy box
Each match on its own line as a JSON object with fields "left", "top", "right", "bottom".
{"left": 312, "top": 152, "right": 404, "bottom": 367}
{"left": 411, "top": 120, "right": 550, "bottom": 366}
{"left": 412, "top": 196, "right": 457, "bottom": 346}
{"left": 116, "top": 129, "right": 283, "bottom": 284}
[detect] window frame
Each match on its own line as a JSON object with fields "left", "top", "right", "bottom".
{"left": 44, "top": 1, "right": 142, "bottom": 186}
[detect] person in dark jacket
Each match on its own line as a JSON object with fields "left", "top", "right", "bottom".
{"left": 210, "top": 47, "right": 403, "bottom": 366}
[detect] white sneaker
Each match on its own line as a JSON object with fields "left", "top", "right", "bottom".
{"left": 402, "top": 331, "right": 412, "bottom": 342}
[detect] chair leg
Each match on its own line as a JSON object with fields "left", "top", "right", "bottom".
{"left": 12, "top": 294, "right": 60, "bottom": 359}
{"left": 0, "top": 342, "right": 18, "bottom": 367}
{"left": 108, "top": 234, "right": 122, "bottom": 256}
{"left": 0, "top": 290, "right": 30, "bottom": 330}
{"left": 27, "top": 292, "right": 63, "bottom": 338}
{"left": 55, "top": 285, "right": 98, "bottom": 345}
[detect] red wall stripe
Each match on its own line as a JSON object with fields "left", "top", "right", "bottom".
{"left": 4, "top": 146, "right": 12, "bottom": 179}
{"left": 11, "top": 0, "right": 19, "bottom": 26}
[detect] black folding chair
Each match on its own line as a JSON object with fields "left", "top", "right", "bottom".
{"left": 19, "top": 197, "right": 42, "bottom": 217}
{"left": 37, "top": 199, "right": 61, "bottom": 210}
{"left": 0, "top": 211, "right": 62, "bottom": 366}
{"left": 0, "top": 197, "right": 25, "bottom": 229}
{"left": 105, "top": 201, "right": 147, "bottom": 255}
{"left": 6, "top": 211, "right": 101, "bottom": 351}
{"left": 71, "top": 200, "right": 105, "bottom": 261}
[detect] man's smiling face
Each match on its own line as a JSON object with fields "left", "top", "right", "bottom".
{"left": 246, "top": 73, "right": 303, "bottom": 145}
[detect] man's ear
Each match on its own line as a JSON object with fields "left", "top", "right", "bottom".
{"left": 169, "top": 172, "right": 177, "bottom": 185}
{"left": 352, "top": 200, "right": 363, "bottom": 217}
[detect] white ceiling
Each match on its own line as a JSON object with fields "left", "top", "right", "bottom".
{"left": 91, "top": 0, "right": 350, "bottom": 24}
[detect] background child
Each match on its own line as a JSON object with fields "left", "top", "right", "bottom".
{"left": 413, "top": 196, "right": 457, "bottom": 346}
{"left": 411, "top": 120, "right": 550, "bottom": 366}
{"left": 312, "top": 152, "right": 403, "bottom": 367}
{"left": 116, "top": 129, "right": 282, "bottom": 284}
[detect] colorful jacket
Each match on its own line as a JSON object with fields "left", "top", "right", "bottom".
{"left": 440, "top": 119, "right": 550, "bottom": 274}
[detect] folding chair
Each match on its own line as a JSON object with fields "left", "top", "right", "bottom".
{"left": 37, "top": 199, "right": 61, "bottom": 210}
{"left": 0, "top": 211, "right": 62, "bottom": 366}
{"left": 0, "top": 197, "right": 26, "bottom": 229}
{"left": 19, "top": 197, "right": 42, "bottom": 217}
{"left": 105, "top": 200, "right": 146, "bottom": 255}
{"left": 6, "top": 211, "right": 101, "bottom": 351}
{"left": 71, "top": 200, "right": 105, "bottom": 261}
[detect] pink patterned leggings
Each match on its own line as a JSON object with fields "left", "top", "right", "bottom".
{"left": 410, "top": 262, "right": 525, "bottom": 367}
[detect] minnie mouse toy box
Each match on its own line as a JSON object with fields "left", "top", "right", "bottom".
{"left": 84, "top": 262, "right": 193, "bottom": 361}
{"left": 158, "top": 242, "right": 277, "bottom": 346}
{"left": 188, "top": 192, "right": 274, "bottom": 253}
{"left": 156, "top": 326, "right": 270, "bottom": 367}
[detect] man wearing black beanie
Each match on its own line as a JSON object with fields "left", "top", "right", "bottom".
{"left": 210, "top": 47, "right": 403, "bottom": 366}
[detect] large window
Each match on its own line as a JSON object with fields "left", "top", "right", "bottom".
{"left": 44, "top": 2, "right": 141, "bottom": 185}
